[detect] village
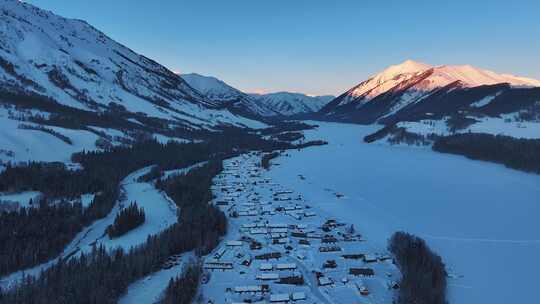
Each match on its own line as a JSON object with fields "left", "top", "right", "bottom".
{"left": 198, "top": 152, "right": 400, "bottom": 304}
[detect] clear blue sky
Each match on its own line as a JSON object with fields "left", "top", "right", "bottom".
{"left": 27, "top": 0, "right": 540, "bottom": 95}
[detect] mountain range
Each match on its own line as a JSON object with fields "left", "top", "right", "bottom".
{"left": 181, "top": 73, "right": 333, "bottom": 118}
{"left": 320, "top": 60, "right": 540, "bottom": 127}
{"left": 1, "top": 0, "right": 539, "bottom": 165}
{"left": 0, "top": 0, "right": 267, "bottom": 132}
{"left": 0, "top": 0, "right": 335, "bottom": 163}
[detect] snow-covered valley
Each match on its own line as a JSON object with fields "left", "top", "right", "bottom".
{"left": 2, "top": 120, "right": 538, "bottom": 303}
{"left": 264, "top": 122, "right": 540, "bottom": 304}
{"left": 0, "top": 1, "right": 539, "bottom": 302}
{"left": 0, "top": 165, "right": 179, "bottom": 290}
{"left": 200, "top": 153, "right": 399, "bottom": 304}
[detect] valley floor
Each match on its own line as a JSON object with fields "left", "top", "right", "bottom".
{"left": 201, "top": 153, "right": 398, "bottom": 304}
{"left": 266, "top": 121, "right": 540, "bottom": 304}
{"left": 2, "top": 121, "right": 538, "bottom": 304}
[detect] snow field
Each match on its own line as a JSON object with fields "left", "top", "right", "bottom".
{"left": 0, "top": 165, "right": 179, "bottom": 290}
{"left": 199, "top": 153, "right": 398, "bottom": 304}
{"left": 268, "top": 121, "right": 540, "bottom": 304}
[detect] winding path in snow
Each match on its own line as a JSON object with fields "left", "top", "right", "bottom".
{"left": 0, "top": 165, "right": 180, "bottom": 290}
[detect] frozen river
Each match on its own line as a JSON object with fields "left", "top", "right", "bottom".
{"left": 268, "top": 122, "right": 540, "bottom": 304}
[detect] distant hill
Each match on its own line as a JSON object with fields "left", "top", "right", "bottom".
{"left": 181, "top": 73, "right": 333, "bottom": 118}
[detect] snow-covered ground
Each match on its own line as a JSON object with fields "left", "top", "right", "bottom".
{"left": 0, "top": 110, "right": 100, "bottom": 163}
{"left": 0, "top": 191, "right": 41, "bottom": 208}
{"left": 88, "top": 166, "right": 178, "bottom": 252}
{"left": 0, "top": 0, "right": 268, "bottom": 132}
{"left": 397, "top": 116, "right": 540, "bottom": 140}
{"left": 118, "top": 252, "right": 196, "bottom": 304}
{"left": 152, "top": 133, "right": 192, "bottom": 145}
{"left": 266, "top": 121, "right": 540, "bottom": 304}
{"left": 201, "top": 154, "right": 398, "bottom": 304}
{"left": 79, "top": 193, "right": 95, "bottom": 208}
{"left": 0, "top": 166, "right": 178, "bottom": 290}
{"left": 162, "top": 161, "right": 208, "bottom": 179}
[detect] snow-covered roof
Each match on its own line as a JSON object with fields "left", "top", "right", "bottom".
{"left": 292, "top": 292, "right": 306, "bottom": 300}
{"left": 259, "top": 263, "right": 273, "bottom": 270}
{"left": 270, "top": 293, "right": 290, "bottom": 302}
{"left": 276, "top": 263, "right": 297, "bottom": 270}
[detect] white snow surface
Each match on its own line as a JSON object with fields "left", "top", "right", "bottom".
{"left": 181, "top": 73, "right": 278, "bottom": 117}
{"left": 0, "top": 0, "right": 265, "bottom": 130}
{"left": 0, "top": 191, "right": 41, "bottom": 208}
{"left": 266, "top": 121, "right": 540, "bottom": 304}
{"left": 202, "top": 154, "right": 398, "bottom": 304}
{"left": 118, "top": 252, "right": 195, "bottom": 304}
{"left": 254, "top": 92, "right": 334, "bottom": 116}
{"left": 0, "top": 108, "right": 101, "bottom": 163}
{"left": 162, "top": 160, "right": 208, "bottom": 179}
{"left": 79, "top": 193, "right": 95, "bottom": 208}
{"left": 182, "top": 73, "right": 333, "bottom": 116}
{"left": 337, "top": 59, "right": 540, "bottom": 109}
{"left": 72, "top": 166, "right": 178, "bottom": 253}
{"left": 470, "top": 91, "right": 502, "bottom": 108}
{"left": 181, "top": 73, "right": 245, "bottom": 103}
{"left": 0, "top": 165, "right": 179, "bottom": 290}
{"left": 397, "top": 117, "right": 540, "bottom": 139}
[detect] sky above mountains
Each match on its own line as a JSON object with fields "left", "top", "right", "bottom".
{"left": 25, "top": 0, "right": 540, "bottom": 96}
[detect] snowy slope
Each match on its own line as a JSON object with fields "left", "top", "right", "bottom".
{"left": 0, "top": 191, "right": 41, "bottom": 209}
{"left": 338, "top": 60, "right": 432, "bottom": 106}
{"left": 0, "top": 0, "right": 265, "bottom": 131}
{"left": 181, "top": 73, "right": 333, "bottom": 117}
{"left": 0, "top": 165, "right": 179, "bottom": 290}
{"left": 321, "top": 60, "right": 540, "bottom": 130}
{"left": 253, "top": 92, "right": 334, "bottom": 116}
{"left": 328, "top": 60, "right": 540, "bottom": 110}
{"left": 118, "top": 252, "right": 195, "bottom": 304}
{"left": 395, "top": 116, "right": 540, "bottom": 140}
{"left": 181, "top": 73, "right": 278, "bottom": 117}
{"left": 181, "top": 73, "right": 249, "bottom": 104}
{"left": 0, "top": 107, "right": 102, "bottom": 163}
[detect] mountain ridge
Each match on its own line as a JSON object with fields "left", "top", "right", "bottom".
{"left": 321, "top": 59, "right": 540, "bottom": 126}
{"left": 180, "top": 72, "right": 333, "bottom": 117}
{"left": 0, "top": 0, "right": 263, "bottom": 130}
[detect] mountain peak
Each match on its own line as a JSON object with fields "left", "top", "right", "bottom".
{"left": 378, "top": 60, "right": 432, "bottom": 80}
{"left": 324, "top": 60, "right": 540, "bottom": 120}
{"left": 0, "top": 0, "right": 266, "bottom": 130}
{"left": 345, "top": 60, "right": 431, "bottom": 101}
{"left": 401, "top": 59, "right": 431, "bottom": 69}
{"left": 431, "top": 64, "right": 540, "bottom": 87}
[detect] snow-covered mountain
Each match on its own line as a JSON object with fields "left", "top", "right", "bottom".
{"left": 321, "top": 60, "right": 540, "bottom": 125}
{"left": 0, "top": 0, "right": 263, "bottom": 129}
{"left": 252, "top": 92, "right": 334, "bottom": 116}
{"left": 181, "top": 73, "right": 333, "bottom": 117}
{"left": 181, "top": 73, "right": 246, "bottom": 104}
{"left": 180, "top": 73, "right": 278, "bottom": 118}
{"left": 337, "top": 60, "right": 540, "bottom": 107}
{"left": 0, "top": 0, "right": 268, "bottom": 163}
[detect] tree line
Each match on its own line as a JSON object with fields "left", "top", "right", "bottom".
{"left": 0, "top": 127, "right": 321, "bottom": 277}
{"left": 0, "top": 140, "right": 216, "bottom": 277}
{"left": 0, "top": 161, "right": 225, "bottom": 304}
{"left": 388, "top": 232, "right": 447, "bottom": 304}
{"left": 0, "top": 119, "right": 323, "bottom": 297}
{"left": 433, "top": 133, "right": 540, "bottom": 174}
{"left": 161, "top": 262, "right": 201, "bottom": 304}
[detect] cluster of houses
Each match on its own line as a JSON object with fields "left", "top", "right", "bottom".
{"left": 201, "top": 154, "right": 399, "bottom": 304}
